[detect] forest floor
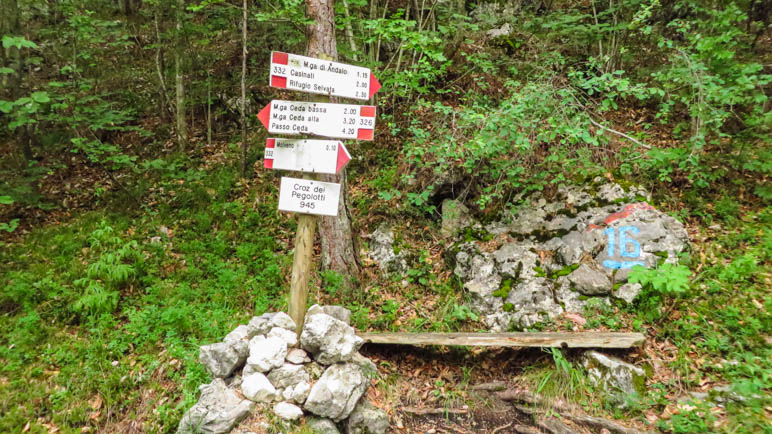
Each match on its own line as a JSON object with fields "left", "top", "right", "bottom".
{"left": 1, "top": 134, "right": 770, "bottom": 434}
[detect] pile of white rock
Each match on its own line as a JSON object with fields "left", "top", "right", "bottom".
{"left": 178, "top": 305, "right": 388, "bottom": 434}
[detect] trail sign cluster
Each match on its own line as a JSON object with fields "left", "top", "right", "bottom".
{"left": 259, "top": 51, "right": 381, "bottom": 333}
{"left": 259, "top": 51, "right": 380, "bottom": 217}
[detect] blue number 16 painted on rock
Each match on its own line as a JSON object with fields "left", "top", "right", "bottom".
{"left": 602, "top": 226, "right": 645, "bottom": 269}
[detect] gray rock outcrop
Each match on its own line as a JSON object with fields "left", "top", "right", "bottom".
{"left": 567, "top": 263, "right": 612, "bottom": 295}
{"left": 441, "top": 199, "right": 475, "bottom": 237}
{"left": 614, "top": 282, "right": 643, "bottom": 304}
{"left": 451, "top": 181, "right": 689, "bottom": 330}
{"left": 367, "top": 224, "right": 408, "bottom": 273}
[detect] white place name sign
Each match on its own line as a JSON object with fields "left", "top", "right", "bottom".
{"left": 269, "top": 51, "right": 381, "bottom": 100}
{"left": 264, "top": 138, "right": 351, "bottom": 175}
{"left": 257, "top": 100, "right": 376, "bottom": 140}
{"left": 278, "top": 177, "right": 341, "bottom": 216}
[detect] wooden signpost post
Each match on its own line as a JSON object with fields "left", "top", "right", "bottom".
{"left": 259, "top": 52, "right": 381, "bottom": 335}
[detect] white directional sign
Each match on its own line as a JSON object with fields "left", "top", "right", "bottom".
{"left": 264, "top": 138, "right": 351, "bottom": 174}
{"left": 278, "top": 177, "right": 341, "bottom": 216}
{"left": 257, "top": 100, "right": 376, "bottom": 140}
{"left": 269, "top": 51, "right": 381, "bottom": 101}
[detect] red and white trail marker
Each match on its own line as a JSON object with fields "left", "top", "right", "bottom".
{"left": 270, "top": 51, "right": 381, "bottom": 100}
{"left": 257, "top": 100, "right": 376, "bottom": 140}
{"left": 278, "top": 177, "right": 341, "bottom": 216}
{"left": 264, "top": 138, "right": 351, "bottom": 174}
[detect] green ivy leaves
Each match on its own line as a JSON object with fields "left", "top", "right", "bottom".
{"left": 1, "top": 35, "right": 38, "bottom": 50}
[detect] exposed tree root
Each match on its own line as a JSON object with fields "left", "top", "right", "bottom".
{"left": 495, "top": 388, "right": 647, "bottom": 434}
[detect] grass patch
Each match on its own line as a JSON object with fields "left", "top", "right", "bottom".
{"left": 0, "top": 165, "right": 292, "bottom": 432}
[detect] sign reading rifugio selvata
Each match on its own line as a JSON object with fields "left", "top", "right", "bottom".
{"left": 269, "top": 51, "right": 381, "bottom": 100}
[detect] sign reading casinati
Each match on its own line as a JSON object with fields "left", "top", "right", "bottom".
{"left": 269, "top": 51, "right": 381, "bottom": 100}
{"left": 278, "top": 177, "right": 341, "bottom": 217}
{"left": 257, "top": 100, "right": 376, "bottom": 140}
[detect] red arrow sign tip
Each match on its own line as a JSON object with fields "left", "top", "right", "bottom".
{"left": 369, "top": 74, "right": 381, "bottom": 99}
{"left": 257, "top": 103, "right": 271, "bottom": 129}
{"left": 336, "top": 142, "right": 351, "bottom": 173}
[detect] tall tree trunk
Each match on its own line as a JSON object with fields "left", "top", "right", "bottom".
{"left": 154, "top": 9, "right": 172, "bottom": 121}
{"left": 341, "top": 0, "right": 358, "bottom": 60}
{"left": 175, "top": 0, "right": 186, "bottom": 149}
{"left": 240, "top": 0, "right": 248, "bottom": 177}
{"left": 1, "top": 0, "right": 31, "bottom": 161}
{"left": 1, "top": 0, "right": 21, "bottom": 94}
{"left": 119, "top": 0, "right": 132, "bottom": 15}
{"left": 307, "top": 0, "right": 361, "bottom": 290}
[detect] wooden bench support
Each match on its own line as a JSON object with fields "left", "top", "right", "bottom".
{"left": 358, "top": 332, "right": 644, "bottom": 349}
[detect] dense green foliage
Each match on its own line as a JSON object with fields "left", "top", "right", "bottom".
{"left": 1, "top": 0, "right": 770, "bottom": 432}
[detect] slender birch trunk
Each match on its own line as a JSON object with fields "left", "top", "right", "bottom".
{"left": 175, "top": 0, "right": 186, "bottom": 149}
{"left": 240, "top": 0, "right": 248, "bottom": 177}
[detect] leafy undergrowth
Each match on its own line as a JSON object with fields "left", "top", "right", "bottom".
{"left": 2, "top": 141, "right": 770, "bottom": 432}
{"left": 0, "top": 156, "right": 297, "bottom": 432}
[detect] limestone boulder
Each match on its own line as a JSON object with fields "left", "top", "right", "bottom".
{"left": 178, "top": 379, "right": 254, "bottom": 433}
{"left": 582, "top": 351, "right": 646, "bottom": 407}
{"left": 300, "top": 313, "right": 363, "bottom": 365}
{"left": 304, "top": 362, "right": 370, "bottom": 422}
{"left": 199, "top": 341, "right": 248, "bottom": 378}
{"left": 267, "top": 363, "right": 309, "bottom": 389}
{"left": 567, "top": 263, "right": 612, "bottom": 295}
{"left": 308, "top": 418, "right": 341, "bottom": 434}
{"left": 441, "top": 199, "right": 475, "bottom": 237}
{"left": 273, "top": 402, "right": 303, "bottom": 421}
{"left": 247, "top": 312, "right": 296, "bottom": 337}
{"left": 505, "top": 278, "right": 563, "bottom": 328}
{"left": 306, "top": 304, "right": 352, "bottom": 325}
{"left": 241, "top": 372, "right": 276, "bottom": 403}
{"left": 367, "top": 224, "right": 408, "bottom": 273}
{"left": 614, "top": 282, "right": 643, "bottom": 304}
{"left": 267, "top": 327, "right": 298, "bottom": 347}
{"left": 286, "top": 348, "right": 311, "bottom": 364}
{"left": 346, "top": 400, "right": 389, "bottom": 434}
{"left": 245, "top": 335, "right": 287, "bottom": 373}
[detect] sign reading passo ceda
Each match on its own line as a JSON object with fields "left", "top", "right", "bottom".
{"left": 257, "top": 100, "right": 376, "bottom": 140}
